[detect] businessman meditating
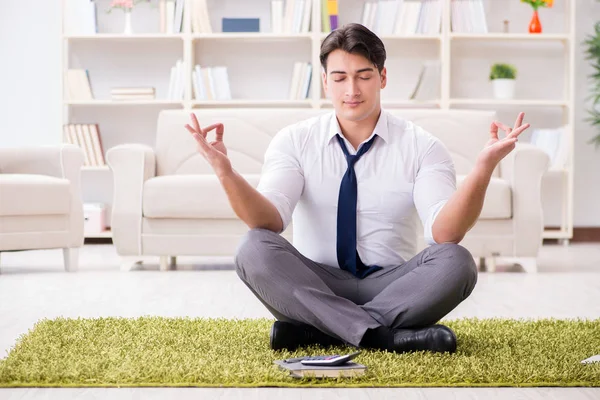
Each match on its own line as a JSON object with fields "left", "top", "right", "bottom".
{"left": 185, "top": 23, "right": 529, "bottom": 353}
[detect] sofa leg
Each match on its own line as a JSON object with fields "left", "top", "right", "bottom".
{"left": 159, "top": 256, "right": 169, "bottom": 271}
{"left": 519, "top": 257, "right": 538, "bottom": 273}
{"left": 120, "top": 257, "right": 142, "bottom": 272}
{"left": 63, "top": 248, "right": 79, "bottom": 272}
{"left": 169, "top": 256, "right": 177, "bottom": 267}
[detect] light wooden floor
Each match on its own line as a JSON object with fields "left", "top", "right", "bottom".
{"left": 0, "top": 243, "right": 599, "bottom": 399}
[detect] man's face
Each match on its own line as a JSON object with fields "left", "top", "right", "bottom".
{"left": 322, "top": 49, "right": 387, "bottom": 122}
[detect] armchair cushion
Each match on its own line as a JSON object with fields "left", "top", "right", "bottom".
{"left": 143, "top": 174, "right": 260, "bottom": 219}
{"left": 457, "top": 175, "right": 512, "bottom": 220}
{"left": 0, "top": 174, "right": 71, "bottom": 216}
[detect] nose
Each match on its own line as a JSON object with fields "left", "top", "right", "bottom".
{"left": 345, "top": 79, "right": 360, "bottom": 98}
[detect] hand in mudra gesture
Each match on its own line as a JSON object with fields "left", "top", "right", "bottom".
{"left": 185, "top": 113, "right": 232, "bottom": 178}
{"left": 476, "top": 111, "right": 531, "bottom": 170}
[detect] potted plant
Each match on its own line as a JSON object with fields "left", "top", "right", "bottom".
{"left": 584, "top": 20, "right": 600, "bottom": 148}
{"left": 520, "top": 0, "right": 553, "bottom": 34}
{"left": 107, "top": 0, "right": 149, "bottom": 35}
{"left": 489, "top": 63, "right": 517, "bottom": 100}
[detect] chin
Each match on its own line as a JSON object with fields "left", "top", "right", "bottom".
{"left": 337, "top": 101, "right": 374, "bottom": 121}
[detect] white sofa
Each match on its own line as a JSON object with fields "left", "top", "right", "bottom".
{"left": 108, "top": 108, "right": 549, "bottom": 272}
{"left": 0, "top": 144, "right": 85, "bottom": 271}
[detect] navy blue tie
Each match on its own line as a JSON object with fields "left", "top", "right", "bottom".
{"left": 336, "top": 134, "right": 382, "bottom": 279}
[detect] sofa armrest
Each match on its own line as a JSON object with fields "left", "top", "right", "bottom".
{"left": 106, "top": 144, "right": 156, "bottom": 255}
{"left": 500, "top": 143, "right": 550, "bottom": 255}
{"left": 0, "top": 144, "right": 85, "bottom": 248}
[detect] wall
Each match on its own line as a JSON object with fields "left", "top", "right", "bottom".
{"left": 0, "top": 0, "right": 598, "bottom": 226}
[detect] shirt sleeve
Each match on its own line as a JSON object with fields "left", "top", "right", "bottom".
{"left": 256, "top": 127, "right": 304, "bottom": 233}
{"left": 413, "top": 130, "right": 457, "bottom": 245}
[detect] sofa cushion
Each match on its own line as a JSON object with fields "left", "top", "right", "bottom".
{"left": 143, "top": 174, "right": 511, "bottom": 220}
{"left": 143, "top": 174, "right": 260, "bottom": 219}
{"left": 0, "top": 174, "right": 71, "bottom": 217}
{"left": 457, "top": 175, "right": 511, "bottom": 219}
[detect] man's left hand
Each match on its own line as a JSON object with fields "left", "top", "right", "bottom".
{"left": 476, "top": 111, "right": 530, "bottom": 172}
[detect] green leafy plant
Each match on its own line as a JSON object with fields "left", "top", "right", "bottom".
{"left": 584, "top": 21, "right": 600, "bottom": 148}
{"left": 520, "top": 0, "right": 553, "bottom": 11}
{"left": 489, "top": 63, "right": 517, "bottom": 80}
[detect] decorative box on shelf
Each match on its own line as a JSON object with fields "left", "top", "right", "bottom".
{"left": 83, "top": 203, "right": 107, "bottom": 234}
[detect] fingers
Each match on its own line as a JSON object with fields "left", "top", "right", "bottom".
{"left": 508, "top": 122, "right": 530, "bottom": 138}
{"left": 494, "top": 121, "right": 512, "bottom": 135}
{"left": 489, "top": 122, "right": 499, "bottom": 140}
{"left": 190, "top": 113, "right": 205, "bottom": 138}
{"left": 202, "top": 123, "right": 225, "bottom": 142}
{"left": 513, "top": 112, "right": 525, "bottom": 131}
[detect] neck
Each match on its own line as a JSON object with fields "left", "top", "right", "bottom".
{"left": 337, "top": 106, "right": 382, "bottom": 150}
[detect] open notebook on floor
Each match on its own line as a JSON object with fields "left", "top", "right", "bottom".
{"left": 273, "top": 360, "right": 366, "bottom": 378}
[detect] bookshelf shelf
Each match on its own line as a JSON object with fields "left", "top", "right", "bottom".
{"left": 449, "top": 99, "right": 569, "bottom": 107}
{"left": 85, "top": 229, "right": 113, "bottom": 239}
{"left": 66, "top": 100, "right": 185, "bottom": 106}
{"left": 192, "top": 100, "right": 313, "bottom": 108}
{"left": 82, "top": 166, "right": 110, "bottom": 171}
{"left": 192, "top": 33, "right": 313, "bottom": 41}
{"left": 64, "top": 34, "right": 185, "bottom": 41}
{"left": 62, "top": 0, "right": 576, "bottom": 241}
{"left": 449, "top": 33, "right": 570, "bottom": 42}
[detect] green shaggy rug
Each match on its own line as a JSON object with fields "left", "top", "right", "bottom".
{"left": 0, "top": 317, "right": 599, "bottom": 388}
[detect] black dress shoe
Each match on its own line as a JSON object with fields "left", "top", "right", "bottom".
{"left": 270, "top": 321, "right": 345, "bottom": 351}
{"left": 391, "top": 324, "right": 457, "bottom": 354}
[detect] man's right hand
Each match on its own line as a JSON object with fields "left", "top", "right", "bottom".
{"left": 185, "top": 113, "right": 232, "bottom": 179}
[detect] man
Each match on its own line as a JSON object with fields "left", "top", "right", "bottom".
{"left": 185, "top": 23, "right": 529, "bottom": 354}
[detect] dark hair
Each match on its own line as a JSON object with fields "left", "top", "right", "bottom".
{"left": 320, "top": 23, "right": 386, "bottom": 74}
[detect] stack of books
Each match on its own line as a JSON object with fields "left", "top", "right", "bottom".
{"left": 322, "top": 0, "right": 339, "bottom": 32}
{"left": 159, "top": 0, "right": 185, "bottom": 33}
{"left": 451, "top": 0, "right": 488, "bottom": 33}
{"left": 289, "top": 62, "right": 312, "bottom": 100}
{"left": 192, "top": 65, "right": 232, "bottom": 101}
{"left": 274, "top": 359, "right": 366, "bottom": 378}
{"left": 190, "top": 0, "right": 213, "bottom": 33}
{"left": 271, "top": 0, "right": 312, "bottom": 34}
{"left": 167, "top": 59, "right": 186, "bottom": 100}
{"left": 65, "top": 69, "right": 94, "bottom": 101}
{"left": 62, "top": 123, "right": 106, "bottom": 167}
{"left": 110, "top": 87, "right": 155, "bottom": 101}
{"left": 361, "top": 0, "right": 443, "bottom": 35}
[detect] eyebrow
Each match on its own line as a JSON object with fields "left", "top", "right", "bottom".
{"left": 329, "top": 68, "right": 374, "bottom": 75}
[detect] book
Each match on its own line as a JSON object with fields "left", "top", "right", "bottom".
{"left": 273, "top": 360, "right": 366, "bottom": 378}
{"left": 222, "top": 18, "right": 260, "bottom": 33}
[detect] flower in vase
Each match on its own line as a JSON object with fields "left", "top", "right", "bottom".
{"left": 521, "top": 0, "right": 553, "bottom": 11}
{"left": 107, "top": 0, "right": 149, "bottom": 13}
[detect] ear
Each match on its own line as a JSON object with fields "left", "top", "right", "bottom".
{"left": 380, "top": 67, "right": 387, "bottom": 89}
{"left": 322, "top": 69, "right": 328, "bottom": 92}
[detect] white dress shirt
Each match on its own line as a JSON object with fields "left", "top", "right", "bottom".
{"left": 257, "top": 109, "right": 457, "bottom": 268}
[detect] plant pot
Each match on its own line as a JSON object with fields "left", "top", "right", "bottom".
{"left": 492, "top": 79, "right": 516, "bottom": 100}
{"left": 124, "top": 9, "right": 133, "bottom": 35}
{"left": 529, "top": 9, "right": 542, "bottom": 34}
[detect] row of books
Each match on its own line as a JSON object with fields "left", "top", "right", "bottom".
{"left": 530, "top": 126, "right": 568, "bottom": 170}
{"left": 271, "top": 0, "right": 312, "bottom": 34}
{"left": 192, "top": 66, "right": 232, "bottom": 101}
{"left": 451, "top": 0, "right": 488, "bottom": 33}
{"left": 63, "top": 124, "right": 106, "bottom": 167}
{"left": 159, "top": 0, "right": 185, "bottom": 34}
{"left": 111, "top": 87, "right": 156, "bottom": 101}
{"left": 65, "top": 69, "right": 94, "bottom": 100}
{"left": 361, "top": 0, "right": 442, "bottom": 36}
{"left": 289, "top": 62, "right": 312, "bottom": 100}
{"left": 322, "top": 0, "right": 339, "bottom": 32}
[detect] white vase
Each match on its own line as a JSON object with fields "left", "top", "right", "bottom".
{"left": 124, "top": 10, "right": 133, "bottom": 35}
{"left": 492, "top": 79, "right": 516, "bottom": 100}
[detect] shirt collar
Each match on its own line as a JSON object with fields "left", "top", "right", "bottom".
{"left": 327, "top": 109, "right": 389, "bottom": 145}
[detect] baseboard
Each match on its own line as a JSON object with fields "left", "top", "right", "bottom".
{"left": 543, "top": 227, "right": 600, "bottom": 243}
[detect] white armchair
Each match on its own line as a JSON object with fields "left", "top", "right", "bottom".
{"left": 108, "top": 108, "right": 549, "bottom": 272}
{"left": 0, "top": 144, "right": 85, "bottom": 271}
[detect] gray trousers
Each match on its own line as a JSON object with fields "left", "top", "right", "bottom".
{"left": 234, "top": 228, "right": 478, "bottom": 347}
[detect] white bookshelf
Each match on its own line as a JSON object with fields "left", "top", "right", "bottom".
{"left": 62, "top": 0, "right": 576, "bottom": 242}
